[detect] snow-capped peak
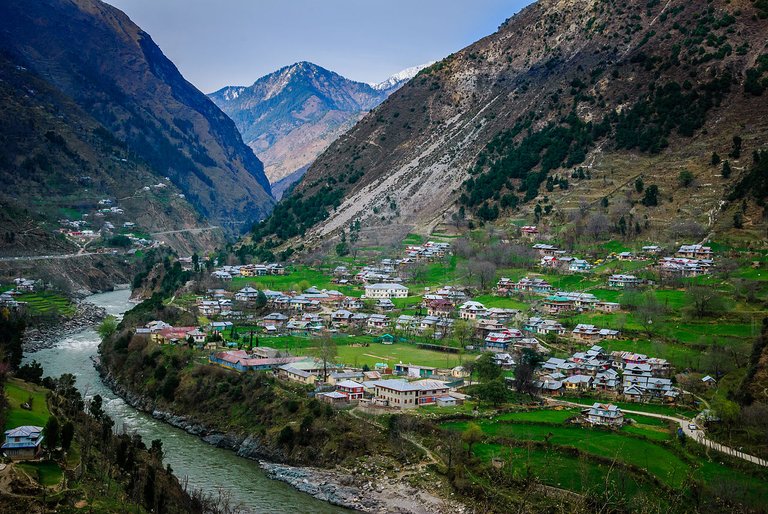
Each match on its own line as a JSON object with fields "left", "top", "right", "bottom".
{"left": 372, "top": 61, "right": 437, "bottom": 91}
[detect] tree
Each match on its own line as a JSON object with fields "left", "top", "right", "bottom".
{"left": 475, "top": 378, "right": 509, "bottom": 406}
{"left": 722, "top": 160, "right": 732, "bottom": 178}
{"left": 729, "top": 135, "right": 742, "bottom": 159}
{"left": 61, "top": 421, "right": 75, "bottom": 451}
{"left": 44, "top": 415, "right": 60, "bottom": 451}
{"left": 461, "top": 423, "right": 483, "bottom": 455}
{"left": 678, "top": 170, "right": 694, "bottom": 187}
{"left": 254, "top": 290, "right": 267, "bottom": 309}
{"left": 98, "top": 315, "right": 118, "bottom": 339}
{"left": 686, "top": 285, "right": 727, "bottom": 318}
{"left": 641, "top": 185, "right": 659, "bottom": 206}
{"left": 315, "top": 335, "right": 337, "bottom": 381}
{"left": 711, "top": 152, "right": 721, "bottom": 166}
{"left": 514, "top": 349, "right": 542, "bottom": 396}
{"left": 468, "top": 260, "right": 497, "bottom": 291}
{"left": 471, "top": 353, "right": 501, "bottom": 382}
{"left": 453, "top": 319, "right": 475, "bottom": 348}
{"left": 635, "top": 292, "right": 665, "bottom": 337}
{"left": 16, "top": 360, "right": 44, "bottom": 384}
{"left": 635, "top": 177, "right": 644, "bottom": 193}
{"left": 713, "top": 398, "right": 740, "bottom": 441}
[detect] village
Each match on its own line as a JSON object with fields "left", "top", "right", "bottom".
{"left": 120, "top": 237, "right": 728, "bottom": 428}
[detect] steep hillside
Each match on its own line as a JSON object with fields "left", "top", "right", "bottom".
{"left": 249, "top": 0, "right": 768, "bottom": 251}
{"left": 0, "top": 0, "right": 274, "bottom": 235}
{"left": 0, "top": 52, "right": 222, "bottom": 255}
{"left": 209, "top": 62, "right": 429, "bottom": 196}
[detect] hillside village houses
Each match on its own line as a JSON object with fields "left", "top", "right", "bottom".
{"left": 535, "top": 345, "right": 679, "bottom": 403}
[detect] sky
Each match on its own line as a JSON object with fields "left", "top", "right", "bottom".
{"left": 106, "top": 0, "right": 531, "bottom": 93}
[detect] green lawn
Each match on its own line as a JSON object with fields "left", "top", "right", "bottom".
{"left": 473, "top": 294, "right": 529, "bottom": 310}
{"left": 335, "top": 342, "right": 469, "bottom": 369}
{"left": 5, "top": 378, "right": 50, "bottom": 429}
{"left": 558, "top": 397, "right": 698, "bottom": 418}
{"left": 17, "top": 461, "right": 63, "bottom": 486}
{"left": 495, "top": 408, "right": 580, "bottom": 423}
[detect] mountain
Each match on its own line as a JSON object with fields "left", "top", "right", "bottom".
{"left": 0, "top": 52, "right": 222, "bottom": 256}
{"left": 248, "top": 0, "right": 768, "bottom": 252}
{"left": 0, "top": 0, "right": 274, "bottom": 238}
{"left": 371, "top": 62, "right": 436, "bottom": 94}
{"left": 209, "top": 61, "right": 430, "bottom": 197}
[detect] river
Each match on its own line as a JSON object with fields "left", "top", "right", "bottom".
{"left": 23, "top": 289, "right": 347, "bottom": 514}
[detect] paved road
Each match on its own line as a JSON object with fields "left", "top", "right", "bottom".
{"left": 150, "top": 226, "right": 220, "bottom": 236}
{"left": 548, "top": 399, "right": 768, "bottom": 467}
{"left": 0, "top": 252, "right": 100, "bottom": 262}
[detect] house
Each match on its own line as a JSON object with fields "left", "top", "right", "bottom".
{"left": 367, "top": 314, "right": 391, "bottom": 332}
{"left": 331, "top": 309, "right": 354, "bottom": 327}
{"left": 394, "top": 363, "right": 436, "bottom": 378}
{"left": 426, "top": 298, "right": 454, "bottom": 318}
{"left": 593, "top": 369, "right": 621, "bottom": 392}
{"left": 210, "top": 351, "right": 301, "bottom": 373}
{"left": 458, "top": 301, "right": 487, "bottom": 320}
{"left": 364, "top": 283, "right": 409, "bottom": 299}
{"left": 563, "top": 374, "right": 593, "bottom": 391}
{"left": 336, "top": 380, "right": 365, "bottom": 400}
{"left": 373, "top": 379, "right": 450, "bottom": 408}
{"left": 524, "top": 317, "right": 566, "bottom": 336}
{"left": 260, "top": 313, "right": 289, "bottom": 329}
{"left": 496, "top": 277, "right": 515, "bottom": 294}
{"left": 608, "top": 274, "right": 641, "bottom": 288}
{"left": 701, "top": 375, "right": 717, "bottom": 387}
{"left": 186, "top": 329, "right": 206, "bottom": 345}
{"left": 514, "top": 277, "right": 552, "bottom": 294}
{"left": 542, "top": 295, "right": 575, "bottom": 314}
{"left": 617, "top": 252, "right": 635, "bottom": 261}
{"left": 569, "top": 259, "right": 592, "bottom": 273}
{"left": 676, "top": 244, "right": 713, "bottom": 260}
{"left": 328, "top": 371, "right": 364, "bottom": 385}
{"left": 532, "top": 243, "right": 560, "bottom": 256}
{"left": 492, "top": 353, "right": 516, "bottom": 370}
{"left": 436, "top": 396, "right": 458, "bottom": 407}
{"left": 586, "top": 403, "right": 624, "bottom": 427}
{"left": 395, "top": 315, "right": 418, "bottom": 332}
{"left": 484, "top": 329, "right": 523, "bottom": 352}
{"left": 571, "top": 324, "right": 620, "bottom": 342}
{"left": 595, "top": 301, "right": 621, "bottom": 313}
{"left": 376, "top": 298, "right": 396, "bottom": 311}
{"left": 642, "top": 245, "right": 661, "bottom": 254}
{"left": 2, "top": 425, "right": 44, "bottom": 460}
{"left": 318, "top": 391, "right": 349, "bottom": 405}
{"left": 13, "top": 278, "right": 36, "bottom": 292}
{"left": 535, "top": 379, "right": 564, "bottom": 396}
{"left": 277, "top": 365, "right": 318, "bottom": 384}
{"left": 521, "top": 225, "right": 539, "bottom": 237}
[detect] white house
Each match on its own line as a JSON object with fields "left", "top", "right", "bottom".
{"left": 364, "top": 283, "right": 409, "bottom": 299}
{"left": 458, "top": 301, "right": 487, "bottom": 320}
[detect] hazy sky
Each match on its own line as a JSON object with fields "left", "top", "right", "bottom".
{"left": 106, "top": 0, "right": 531, "bottom": 93}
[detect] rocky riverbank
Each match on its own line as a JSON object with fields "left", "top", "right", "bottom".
{"left": 98, "top": 371, "right": 465, "bottom": 514}
{"left": 23, "top": 301, "right": 107, "bottom": 352}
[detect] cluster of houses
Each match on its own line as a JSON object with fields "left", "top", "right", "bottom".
{"left": 0, "top": 278, "right": 38, "bottom": 311}
{"left": 535, "top": 346, "right": 679, "bottom": 403}
{"left": 404, "top": 241, "right": 451, "bottom": 261}
{"left": 211, "top": 263, "right": 286, "bottom": 281}
{"left": 658, "top": 244, "right": 714, "bottom": 277}
{"left": 532, "top": 244, "right": 593, "bottom": 273}
{"left": 207, "top": 348, "right": 467, "bottom": 409}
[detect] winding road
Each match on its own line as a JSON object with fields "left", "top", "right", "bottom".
{"left": 547, "top": 398, "right": 768, "bottom": 467}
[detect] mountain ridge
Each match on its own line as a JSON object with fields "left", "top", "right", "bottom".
{"left": 245, "top": 0, "right": 768, "bottom": 253}
{"left": 209, "top": 61, "right": 431, "bottom": 195}
{"left": 0, "top": 0, "right": 274, "bottom": 236}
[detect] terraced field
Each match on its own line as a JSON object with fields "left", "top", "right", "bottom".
{"left": 17, "top": 291, "right": 76, "bottom": 317}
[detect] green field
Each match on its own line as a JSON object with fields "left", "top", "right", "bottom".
{"left": 17, "top": 291, "right": 76, "bottom": 317}
{"left": 472, "top": 443, "right": 654, "bottom": 497}
{"left": 5, "top": 378, "right": 51, "bottom": 429}
{"left": 335, "top": 342, "right": 467, "bottom": 369}
{"left": 444, "top": 418, "right": 690, "bottom": 486}
{"left": 473, "top": 294, "right": 530, "bottom": 310}
{"left": 18, "top": 461, "right": 63, "bottom": 486}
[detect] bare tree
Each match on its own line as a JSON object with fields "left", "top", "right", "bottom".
{"left": 314, "top": 334, "right": 337, "bottom": 382}
{"left": 468, "top": 260, "right": 497, "bottom": 291}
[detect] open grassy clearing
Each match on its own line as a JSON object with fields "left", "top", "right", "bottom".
{"left": 335, "top": 342, "right": 468, "bottom": 369}
{"left": 17, "top": 461, "right": 63, "bottom": 487}
{"left": 4, "top": 378, "right": 50, "bottom": 429}
{"left": 444, "top": 419, "right": 690, "bottom": 486}
{"left": 472, "top": 443, "right": 655, "bottom": 498}
{"left": 558, "top": 397, "right": 698, "bottom": 418}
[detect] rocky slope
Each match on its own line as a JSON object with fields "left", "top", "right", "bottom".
{"left": 210, "top": 62, "right": 430, "bottom": 196}
{"left": 0, "top": 53, "right": 224, "bottom": 255}
{"left": 0, "top": 0, "right": 274, "bottom": 236}
{"left": 250, "top": 0, "right": 768, "bottom": 251}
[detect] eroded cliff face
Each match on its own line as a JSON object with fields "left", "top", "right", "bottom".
{"left": 258, "top": 0, "right": 768, "bottom": 250}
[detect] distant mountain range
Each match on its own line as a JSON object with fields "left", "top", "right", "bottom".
{"left": 209, "top": 61, "right": 431, "bottom": 196}
{"left": 0, "top": 0, "right": 274, "bottom": 244}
